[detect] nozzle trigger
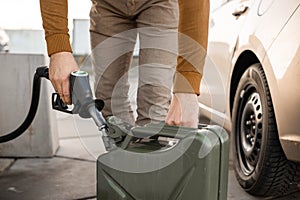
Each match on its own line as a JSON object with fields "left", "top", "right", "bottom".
{"left": 52, "top": 93, "right": 72, "bottom": 114}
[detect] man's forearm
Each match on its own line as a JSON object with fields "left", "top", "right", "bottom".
{"left": 174, "top": 0, "right": 210, "bottom": 95}
{"left": 40, "top": 0, "right": 72, "bottom": 56}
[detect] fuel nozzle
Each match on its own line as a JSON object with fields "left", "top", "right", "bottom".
{"left": 69, "top": 70, "right": 116, "bottom": 151}
{"left": 69, "top": 71, "right": 100, "bottom": 118}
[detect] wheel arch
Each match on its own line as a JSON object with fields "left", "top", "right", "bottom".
{"left": 229, "top": 50, "right": 260, "bottom": 118}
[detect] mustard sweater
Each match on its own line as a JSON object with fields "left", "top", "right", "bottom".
{"left": 40, "top": 0, "right": 209, "bottom": 95}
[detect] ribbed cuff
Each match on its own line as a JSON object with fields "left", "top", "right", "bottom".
{"left": 173, "top": 71, "right": 202, "bottom": 95}
{"left": 45, "top": 34, "right": 72, "bottom": 56}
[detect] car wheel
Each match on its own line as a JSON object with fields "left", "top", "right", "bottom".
{"left": 232, "top": 63, "right": 300, "bottom": 197}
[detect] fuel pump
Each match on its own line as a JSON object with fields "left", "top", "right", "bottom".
{"left": 0, "top": 66, "right": 116, "bottom": 151}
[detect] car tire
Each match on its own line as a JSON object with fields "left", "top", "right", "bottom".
{"left": 232, "top": 63, "right": 300, "bottom": 197}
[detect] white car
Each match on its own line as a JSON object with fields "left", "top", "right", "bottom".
{"left": 199, "top": 0, "right": 300, "bottom": 197}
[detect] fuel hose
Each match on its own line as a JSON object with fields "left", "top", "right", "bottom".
{"left": 0, "top": 66, "right": 49, "bottom": 143}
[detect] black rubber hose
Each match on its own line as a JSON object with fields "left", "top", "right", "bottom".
{"left": 0, "top": 66, "right": 49, "bottom": 143}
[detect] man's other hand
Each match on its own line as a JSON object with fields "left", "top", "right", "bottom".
{"left": 165, "top": 93, "right": 199, "bottom": 128}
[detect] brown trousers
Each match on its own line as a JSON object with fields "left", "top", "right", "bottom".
{"left": 90, "top": 0, "right": 209, "bottom": 125}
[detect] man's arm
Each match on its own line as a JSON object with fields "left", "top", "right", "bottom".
{"left": 40, "top": 0, "right": 71, "bottom": 55}
{"left": 166, "top": 0, "right": 210, "bottom": 128}
{"left": 40, "top": 0, "right": 79, "bottom": 104}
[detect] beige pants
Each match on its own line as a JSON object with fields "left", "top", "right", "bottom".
{"left": 90, "top": 0, "right": 179, "bottom": 125}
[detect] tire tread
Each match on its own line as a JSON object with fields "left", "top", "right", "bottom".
{"left": 233, "top": 64, "right": 300, "bottom": 198}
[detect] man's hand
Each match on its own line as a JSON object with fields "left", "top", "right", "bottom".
{"left": 49, "top": 52, "right": 79, "bottom": 104}
{"left": 165, "top": 93, "right": 199, "bottom": 128}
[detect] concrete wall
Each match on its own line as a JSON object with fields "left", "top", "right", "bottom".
{"left": 0, "top": 54, "right": 58, "bottom": 157}
{"left": 5, "top": 30, "right": 47, "bottom": 54}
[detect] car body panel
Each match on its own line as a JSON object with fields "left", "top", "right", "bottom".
{"left": 200, "top": 0, "right": 300, "bottom": 161}
{"left": 199, "top": 0, "right": 252, "bottom": 128}
{"left": 262, "top": 7, "right": 300, "bottom": 161}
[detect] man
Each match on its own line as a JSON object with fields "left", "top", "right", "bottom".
{"left": 40, "top": 0, "right": 209, "bottom": 128}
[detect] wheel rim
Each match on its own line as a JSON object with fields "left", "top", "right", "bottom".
{"left": 237, "top": 88, "right": 263, "bottom": 176}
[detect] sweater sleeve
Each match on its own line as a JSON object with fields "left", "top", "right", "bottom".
{"left": 173, "top": 0, "right": 210, "bottom": 95}
{"left": 40, "top": 0, "right": 72, "bottom": 56}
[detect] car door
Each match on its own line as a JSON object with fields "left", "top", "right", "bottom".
{"left": 199, "top": 0, "right": 252, "bottom": 122}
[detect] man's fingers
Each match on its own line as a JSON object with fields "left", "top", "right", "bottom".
{"left": 166, "top": 119, "right": 182, "bottom": 126}
{"left": 166, "top": 93, "right": 199, "bottom": 128}
{"left": 63, "top": 93, "right": 71, "bottom": 105}
{"left": 62, "top": 77, "right": 71, "bottom": 105}
{"left": 165, "top": 100, "right": 182, "bottom": 126}
{"left": 172, "top": 109, "right": 182, "bottom": 126}
{"left": 50, "top": 74, "right": 71, "bottom": 105}
{"left": 49, "top": 70, "right": 58, "bottom": 94}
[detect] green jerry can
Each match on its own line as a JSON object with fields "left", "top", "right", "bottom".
{"left": 97, "top": 117, "right": 229, "bottom": 200}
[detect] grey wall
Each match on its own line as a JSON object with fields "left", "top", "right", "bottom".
{"left": 0, "top": 54, "right": 58, "bottom": 157}
{"left": 5, "top": 30, "right": 47, "bottom": 54}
